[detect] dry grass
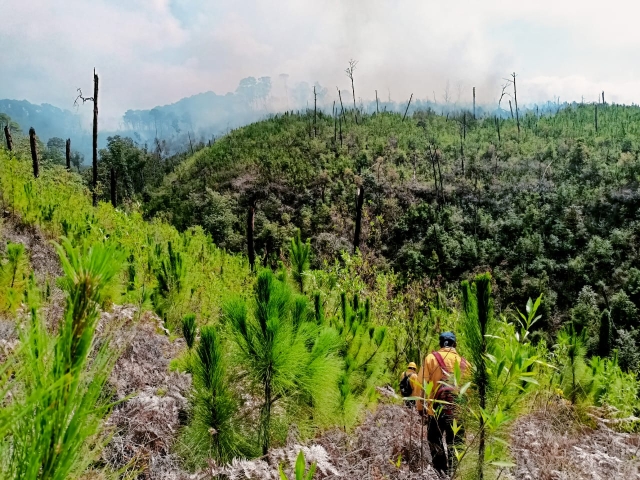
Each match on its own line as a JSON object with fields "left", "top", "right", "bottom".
{"left": 102, "top": 309, "right": 191, "bottom": 479}
{"left": 202, "top": 403, "right": 441, "bottom": 480}
{"left": 510, "top": 400, "right": 640, "bottom": 480}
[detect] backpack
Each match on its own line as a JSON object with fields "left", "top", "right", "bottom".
{"left": 399, "top": 372, "right": 414, "bottom": 398}
{"left": 432, "top": 351, "right": 468, "bottom": 416}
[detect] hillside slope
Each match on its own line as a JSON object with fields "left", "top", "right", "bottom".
{"left": 148, "top": 106, "right": 640, "bottom": 355}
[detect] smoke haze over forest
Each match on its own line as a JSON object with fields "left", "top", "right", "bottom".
{"left": 3, "top": 0, "right": 640, "bottom": 145}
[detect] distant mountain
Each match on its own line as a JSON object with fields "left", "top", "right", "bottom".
{"left": 1, "top": 76, "right": 567, "bottom": 163}
{"left": 0, "top": 99, "right": 86, "bottom": 139}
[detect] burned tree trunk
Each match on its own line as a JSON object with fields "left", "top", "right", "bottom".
{"left": 595, "top": 105, "right": 598, "bottom": 133}
{"left": 313, "top": 86, "right": 317, "bottom": 137}
{"left": 3, "top": 125, "right": 12, "bottom": 151}
{"left": 353, "top": 186, "right": 365, "bottom": 254}
{"left": 29, "top": 128, "right": 39, "bottom": 178}
{"left": 509, "top": 100, "right": 514, "bottom": 120}
{"left": 247, "top": 205, "right": 255, "bottom": 271}
{"left": 346, "top": 59, "right": 358, "bottom": 125}
{"left": 375, "top": 90, "right": 379, "bottom": 114}
{"left": 65, "top": 139, "right": 71, "bottom": 170}
{"left": 402, "top": 93, "right": 414, "bottom": 121}
{"left": 512, "top": 73, "right": 520, "bottom": 136}
{"left": 92, "top": 69, "right": 99, "bottom": 206}
{"left": 110, "top": 167, "right": 117, "bottom": 207}
{"left": 496, "top": 116, "right": 501, "bottom": 143}
{"left": 473, "top": 87, "right": 476, "bottom": 119}
{"left": 333, "top": 100, "right": 338, "bottom": 145}
{"left": 337, "top": 87, "right": 346, "bottom": 126}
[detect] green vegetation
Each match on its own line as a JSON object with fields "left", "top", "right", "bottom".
{"left": 142, "top": 104, "right": 640, "bottom": 374}
{"left": 279, "top": 450, "right": 317, "bottom": 480}
{"left": 2, "top": 101, "right": 640, "bottom": 479}
{"left": 1, "top": 239, "right": 122, "bottom": 479}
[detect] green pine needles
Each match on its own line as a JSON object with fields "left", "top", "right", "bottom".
{"left": 178, "top": 325, "right": 254, "bottom": 467}
{"left": 182, "top": 313, "right": 197, "bottom": 349}
{"left": 290, "top": 229, "right": 311, "bottom": 293}
{"left": 0, "top": 238, "right": 123, "bottom": 480}
{"left": 334, "top": 292, "right": 387, "bottom": 429}
{"left": 460, "top": 273, "right": 494, "bottom": 480}
{"left": 225, "top": 270, "right": 342, "bottom": 454}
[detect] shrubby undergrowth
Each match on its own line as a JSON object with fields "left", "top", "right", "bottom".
{"left": 2, "top": 102, "right": 640, "bottom": 480}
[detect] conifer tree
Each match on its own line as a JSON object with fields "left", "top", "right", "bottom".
{"left": 225, "top": 270, "right": 341, "bottom": 454}
{"left": 460, "top": 272, "right": 494, "bottom": 480}
{"left": 289, "top": 229, "right": 311, "bottom": 293}
{"left": 182, "top": 313, "right": 197, "bottom": 349}
{"left": 179, "top": 325, "right": 253, "bottom": 466}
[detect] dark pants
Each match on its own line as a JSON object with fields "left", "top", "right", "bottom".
{"left": 427, "top": 414, "right": 464, "bottom": 475}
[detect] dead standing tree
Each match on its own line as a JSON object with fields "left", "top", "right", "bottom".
{"left": 402, "top": 93, "right": 414, "bottom": 121}
{"left": 29, "top": 127, "right": 39, "bottom": 178}
{"left": 353, "top": 184, "right": 365, "bottom": 253}
{"left": 75, "top": 68, "right": 99, "bottom": 206}
{"left": 473, "top": 86, "right": 476, "bottom": 119}
{"left": 313, "top": 86, "right": 317, "bottom": 137}
{"left": 499, "top": 73, "right": 520, "bottom": 136}
{"left": 65, "top": 139, "right": 71, "bottom": 170}
{"left": 3, "top": 125, "right": 13, "bottom": 152}
{"left": 345, "top": 59, "right": 359, "bottom": 125}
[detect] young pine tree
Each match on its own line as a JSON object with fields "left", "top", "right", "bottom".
{"left": 459, "top": 273, "right": 494, "bottom": 480}
{"left": 557, "top": 325, "right": 592, "bottom": 404}
{"left": 1, "top": 238, "right": 123, "bottom": 480}
{"left": 179, "top": 325, "right": 253, "bottom": 467}
{"left": 225, "top": 270, "right": 341, "bottom": 454}
{"left": 289, "top": 229, "right": 311, "bottom": 293}
{"left": 334, "top": 293, "right": 387, "bottom": 430}
{"left": 182, "top": 313, "right": 197, "bottom": 349}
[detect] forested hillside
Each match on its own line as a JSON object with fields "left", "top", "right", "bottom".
{"left": 1, "top": 103, "right": 639, "bottom": 480}
{"left": 146, "top": 104, "right": 640, "bottom": 372}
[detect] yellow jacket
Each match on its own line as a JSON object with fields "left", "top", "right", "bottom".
{"left": 400, "top": 370, "right": 421, "bottom": 398}
{"left": 417, "top": 347, "right": 466, "bottom": 415}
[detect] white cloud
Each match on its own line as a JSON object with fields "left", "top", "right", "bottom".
{"left": 2, "top": 0, "right": 640, "bottom": 128}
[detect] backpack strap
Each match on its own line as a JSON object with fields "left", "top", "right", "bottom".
{"left": 433, "top": 351, "right": 469, "bottom": 375}
{"left": 432, "top": 351, "right": 449, "bottom": 375}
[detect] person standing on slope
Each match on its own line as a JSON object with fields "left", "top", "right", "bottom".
{"left": 417, "top": 331, "right": 469, "bottom": 476}
{"left": 399, "top": 361, "right": 420, "bottom": 407}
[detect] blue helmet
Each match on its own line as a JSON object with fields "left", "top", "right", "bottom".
{"left": 439, "top": 331, "right": 456, "bottom": 348}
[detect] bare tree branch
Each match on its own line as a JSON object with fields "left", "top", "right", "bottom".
{"left": 74, "top": 87, "right": 94, "bottom": 106}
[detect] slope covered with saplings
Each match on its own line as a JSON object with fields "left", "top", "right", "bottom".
{"left": 148, "top": 105, "right": 640, "bottom": 374}
{"left": 0, "top": 104, "right": 639, "bottom": 480}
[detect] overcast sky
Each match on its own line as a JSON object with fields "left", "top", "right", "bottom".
{"left": 2, "top": 0, "right": 639, "bottom": 127}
